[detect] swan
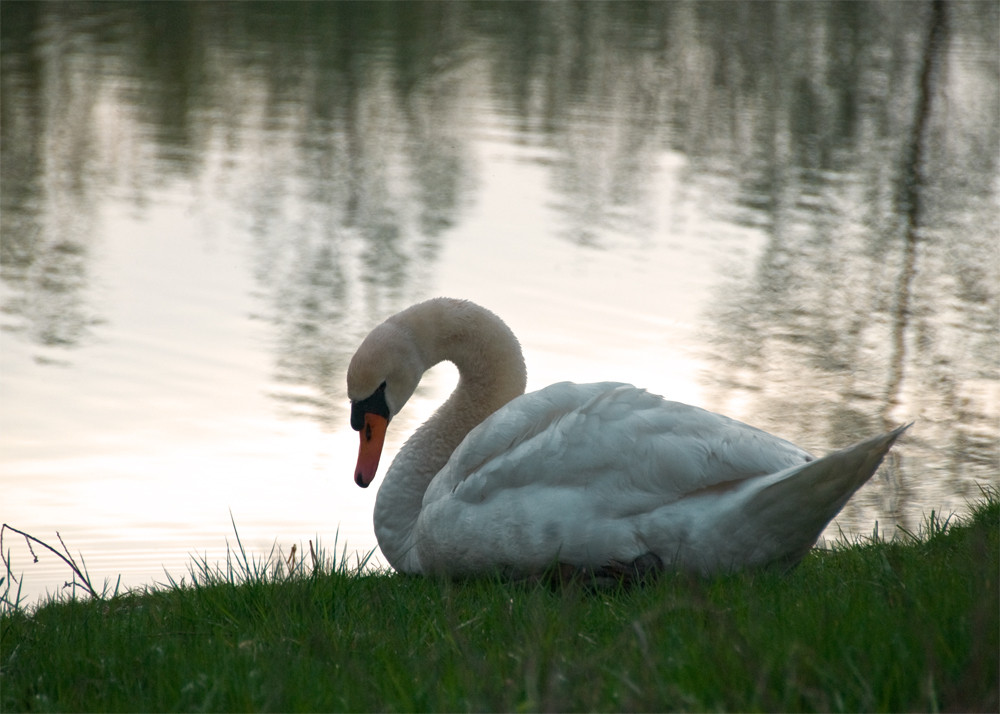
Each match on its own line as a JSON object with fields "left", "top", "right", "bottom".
{"left": 347, "top": 297, "right": 908, "bottom": 579}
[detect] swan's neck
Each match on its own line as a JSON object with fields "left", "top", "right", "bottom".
{"left": 372, "top": 299, "right": 527, "bottom": 573}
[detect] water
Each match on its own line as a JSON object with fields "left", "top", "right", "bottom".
{"left": 2, "top": 1, "right": 997, "bottom": 606}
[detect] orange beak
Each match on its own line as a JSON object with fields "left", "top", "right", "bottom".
{"left": 355, "top": 413, "right": 389, "bottom": 488}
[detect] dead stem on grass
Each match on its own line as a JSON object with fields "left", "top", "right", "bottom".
{"left": 1, "top": 523, "right": 121, "bottom": 611}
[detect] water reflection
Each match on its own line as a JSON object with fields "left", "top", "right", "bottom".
{"left": 699, "top": 0, "right": 998, "bottom": 529}
{"left": 1, "top": 1, "right": 997, "bottom": 599}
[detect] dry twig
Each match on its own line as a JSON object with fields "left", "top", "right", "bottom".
{"left": 0, "top": 523, "right": 104, "bottom": 600}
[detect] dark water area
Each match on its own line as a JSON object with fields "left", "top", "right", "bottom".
{"left": 1, "top": 1, "right": 997, "bottom": 604}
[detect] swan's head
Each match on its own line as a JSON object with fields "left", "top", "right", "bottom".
{"left": 347, "top": 321, "right": 423, "bottom": 488}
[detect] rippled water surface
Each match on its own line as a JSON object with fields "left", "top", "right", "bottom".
{"left": 2, "top": 1, "right": 997, "bottom": 605}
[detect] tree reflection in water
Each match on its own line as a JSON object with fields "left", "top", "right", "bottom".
{"left": 1, "top": 1, "right": 996, "bottom": 546}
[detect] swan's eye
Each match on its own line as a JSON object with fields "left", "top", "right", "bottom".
{"left": 350, "top": 381, "right": 390, "bottom": 431}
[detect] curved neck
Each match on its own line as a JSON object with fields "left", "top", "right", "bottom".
{"left": 373, "top": 299, "right": 527, "bottom": 572}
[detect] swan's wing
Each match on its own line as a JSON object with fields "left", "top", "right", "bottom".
{"left": 424, "top": 381, "right": 813, "bottom": 511}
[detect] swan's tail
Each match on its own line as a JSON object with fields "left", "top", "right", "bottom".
{"left": 744, "top": 423, "right": 911, "bottom": 570}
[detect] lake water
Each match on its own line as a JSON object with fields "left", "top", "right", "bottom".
{"left": 2, "top": 1, "right": 997, "bottom": 606}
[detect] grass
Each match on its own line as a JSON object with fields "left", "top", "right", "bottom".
{"left": 1, "top": 491, "right": 997, "bottom": 712}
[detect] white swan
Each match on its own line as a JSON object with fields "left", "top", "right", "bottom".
{"left": 347, "top": 298, "right": 908, "bottom": 578}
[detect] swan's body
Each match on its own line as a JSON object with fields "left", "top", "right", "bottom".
{"left": 347, "top": 298, "right": 908, "bottom": 578}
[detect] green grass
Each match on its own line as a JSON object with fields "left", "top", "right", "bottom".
{"left": 2, "top": 492, "right": 997, "bottom": 712}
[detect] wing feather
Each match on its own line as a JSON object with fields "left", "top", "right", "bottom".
{"left": 423, "top": 382, "right": 813, "bottom": 512}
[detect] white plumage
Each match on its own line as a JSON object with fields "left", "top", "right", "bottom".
{"left": 347, "top": 298, "right": 908, "bottom": 578}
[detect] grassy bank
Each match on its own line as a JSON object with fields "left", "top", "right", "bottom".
{"left": 1, "top": 493, "right": 997, "bottom": 712}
